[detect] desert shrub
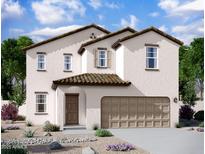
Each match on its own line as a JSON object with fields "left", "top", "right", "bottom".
{"left": 95, "top": 129, "right": 113, "bottom": 137}
{"left": 92, "top": 124, "right": 99, "bottom": 130}
{"left": 1, "top": 104, "right": 18, "bottom": 121}
{"left": 1, "top": 127, "right": 5, "bottom": 133}
{"left": 16, "top": 115, "right": 26, "bottom": 121}
{"left": 106, "top": 143, "right": 135, "bottom": 151}
{"left": 194, "top": 110, "right": 204, "bottom": 121}
{"left": 5, "top": 125, "right": 20, "bottom": 130}
{"left": 26, "top": 121, "right": 32, "bottom": 127}
{"left": 199, "top": 122, "right": 204, "bottom": 127}
{"left": 1, "top": 141, "right": 27, "bottom": 154}
{"left": 1, "top": 148, "right": 27, "bottom": 154}
{"left": 43, "top": 123, "right": 60, "bottom": 132}
{"left": 179, "top": 105, "right": 195, "bottom": 120}
{"left": 23, "top": 129, "right": 36, "bottom": 138}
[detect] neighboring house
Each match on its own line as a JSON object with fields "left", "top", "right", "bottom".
{"left": 24, "top": 24, "right": 183, "bottom": 130}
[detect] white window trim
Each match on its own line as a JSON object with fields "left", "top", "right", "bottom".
{"left": 37, "top": 53, "right": 46, "bottom": 71}
{"left": 35, "top": 93, "right": 47, "bottom": 113}
{"left": 64, "top": 54, "right": 72, "bottom": 71}
{"left": 145, "top": 46, "right": 159, "bottom": 69}
{"left": 98, "top": 49, "right": 108, "bottom": 68}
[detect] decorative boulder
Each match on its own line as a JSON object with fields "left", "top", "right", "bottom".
{"left": 44, "top": 132, "right": 52, "bottom": 137}
{"left": 82, "top": 147, "right": 95, "bottom": 154}
{"left": 196, "top": 128, "right": 204, "bottom": 132}
{"left": 48, "top": 141, "right": 63, "bottom": 150}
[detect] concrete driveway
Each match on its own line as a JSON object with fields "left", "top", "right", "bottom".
{"left": 109, "top": 128, "right": 204, "bottom": 154}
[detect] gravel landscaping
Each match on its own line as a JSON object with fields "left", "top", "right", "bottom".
{"left": 1, "top": 122, "right": 150, "bottom": 154}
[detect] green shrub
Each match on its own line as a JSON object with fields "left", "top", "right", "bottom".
{"left": 26, "top": 121, "right": 32, "bottom": 127}
{"left": 16, "top": 115, "right": 26, "bottom": 121}
{"left": 24, "top": 129, "right": 36, "bottom": 138}
{"left": 1, "top": 127, "right": 5, "bottom": 133}
{"left": 1, "top": 141, "right": 27, "bottom": 154}
{"left": 43, "top": 123, "right": 60, "bottom": 132}
{"left": 199, "top": 122, "right": 204, "bottom": 127}
{"left": 194, "top": 110, "right": 204, "bottom": 121}
{"left": 175, "top": 123, "right": 183, "bottom": 128}
{"left": 1, "top": 148, "right": 27, "bottom": 154}
{"left": 95, "top": 129, "right": 113, "bottom": 137}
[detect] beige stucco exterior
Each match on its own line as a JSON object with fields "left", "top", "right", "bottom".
{"left": 26, "top": 27, "right": 108, "bottom": 124}
{"left": 25, "top": 26, "right": 180, "bottom": 129}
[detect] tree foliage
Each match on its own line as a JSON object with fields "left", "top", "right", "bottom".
{"left": 1, "top": 36, "right": 33, "bottom": 103}
{"left": 179, "top": 38, "right": 204, "bottom": 106}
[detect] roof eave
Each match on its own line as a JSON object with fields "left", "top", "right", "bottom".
{"left": 23, "top": 24, "right": 110, "bottom": 51}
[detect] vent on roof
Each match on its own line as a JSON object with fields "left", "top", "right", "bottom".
{"left": 90, "top": 33, "right": 96, "bottom": 39}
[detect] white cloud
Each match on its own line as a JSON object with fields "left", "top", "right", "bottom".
{"left": 158, "top": 0, "right": 203, "bottom": 17}
{"left": 172, "top": 19, "right": 204, "bottom": 44}
{"left": 98, "top": 14, "right": 104, "bottom": 20}
{"left": 105, "top": 2, "right": 120, "bottom": 9}
{"left": 121, "top": 15, "right": 138, "bottom": 28}
{"left": 149, "top": 12, "right": 159, "bottom": 17}
{"left": 25, "top": 25, "right": 82, "bottom": 42}
{"left": 1, "top": 0, "right": 24, "bottom": 19}
{"left": 88, "top": 0, "right": 102, "bottom": 9}
{"left": 159, "top": 25, "right": 168, "bottom": 32}
{"left": 88, "top": 0, "right": 120, "bottom": 9}
{"left": 32, "top": 0, "right": 86, "bottom": 25}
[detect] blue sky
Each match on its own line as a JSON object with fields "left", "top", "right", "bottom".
{"left": 1, "top": 0, "right": 204, "bottom": 44}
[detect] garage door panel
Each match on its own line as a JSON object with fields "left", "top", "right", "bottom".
{"left": 101, "top": 97, "right": 170, "bottom": 128}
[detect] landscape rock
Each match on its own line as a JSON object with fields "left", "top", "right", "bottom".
{"left": 196, "top": 128, "right": 204, "bottom": 132}
{"left": 48, "top": 141, "right": 63, "bottom": 150}
{"left": 82, "top": 147, "right": 95, "bottom": 154}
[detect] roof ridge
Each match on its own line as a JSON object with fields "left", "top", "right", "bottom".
{"left": 23, "top": 24, "right": 110, "bottom": 51}
{"left": 112, "top": 26, "right": 183, "bottom": 49}
{"left": 77, "top": 27, "right": 136, "bottom": 54}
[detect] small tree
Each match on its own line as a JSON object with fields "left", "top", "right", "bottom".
{"left": 9, "top": 82, "right": 25, "bottom": 108}
{"left": 1, "top": 103, "right": 18, "bottom": 121}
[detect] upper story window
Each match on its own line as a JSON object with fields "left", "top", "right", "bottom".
{"left": 98, "top": 49, "right": 107, "bottom": 67}
{"left": 36, "top": 93, "right": 47, "bottom": 113}
{"left": 146, "top": 47, "right": 158, "bottom": 69}
{"left": 37, "top": 53, "right": 46, "bottom": 71}
{"left": 64, "top": 54, "right": 72, "bottom": 71}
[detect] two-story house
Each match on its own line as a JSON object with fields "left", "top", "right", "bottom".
{"left": 24, "top": 24, "right": 183, "bottom": 130}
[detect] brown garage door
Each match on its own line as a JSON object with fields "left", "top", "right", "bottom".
{"left": 101, "top": 96, "right": 170, "bottom": 128}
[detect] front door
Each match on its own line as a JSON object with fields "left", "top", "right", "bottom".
{"left": 65, "top": 94, "right": 79, "bottom": 125}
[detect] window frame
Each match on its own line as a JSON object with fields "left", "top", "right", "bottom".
{"left": 35, "top": 93, "right": 47, "bottom": 113}
{"left": 64, "top": 54, "right": 72, "bottom": 72}
{"left": 146, "top": 46, "right": 158, "bottom": 70}
{"left": 98, "top": 49, "right": 108, "bottom": 68}
{"left": 37, "top": 53, "right": 46, "bottom": 71}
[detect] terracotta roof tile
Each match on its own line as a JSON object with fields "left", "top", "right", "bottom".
{"left": 52, "top": 73, "right": 131, "bottom": 89}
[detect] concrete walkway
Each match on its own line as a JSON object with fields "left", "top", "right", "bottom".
{"left": 109, "top": 128, "right": 204, "bottom": 154}
{"left": 63, "top": 129, "right": 95, "bottom": 135}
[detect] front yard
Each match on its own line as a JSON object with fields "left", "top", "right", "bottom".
{"left": 1, "top": 121, "right": 149, "bottom": 154}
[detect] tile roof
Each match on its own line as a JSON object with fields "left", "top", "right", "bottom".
{"left": 52, "top": 73, "right": 131, "bottom": 89}
{"left": 78, "top": 27, "right": 136, "bottom": 54}
{"left": 23, "top": 24, "right": 110, "bottom": 51}
{"left": 112, "top": 26, "right": 183, "bottom": 49}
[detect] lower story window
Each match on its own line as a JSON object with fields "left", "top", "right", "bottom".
{"left": 36, "top": 93, "right": 47, "bottom": 113}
